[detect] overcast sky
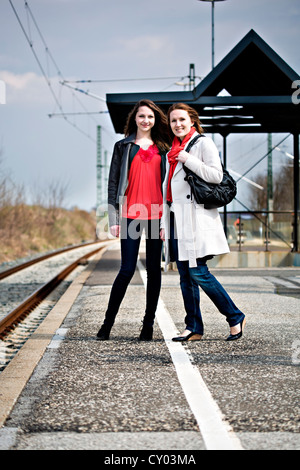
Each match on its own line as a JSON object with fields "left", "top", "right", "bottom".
{"left": 0, "top": 0, "right": 299, "bottom": 211}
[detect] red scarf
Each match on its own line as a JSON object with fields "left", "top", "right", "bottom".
{"left": 167, "top": 127, "right": 196, "bottom": 203}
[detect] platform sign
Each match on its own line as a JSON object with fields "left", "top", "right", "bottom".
{"left": 0, "top": 80, "right": 6, "bottom": 104}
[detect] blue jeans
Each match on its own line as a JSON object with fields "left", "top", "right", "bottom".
{"left": 169, "top": 212, "right": 245, "bottom": 335}
{"left": 103, "top": 218, "right": 162, "bottom": 329}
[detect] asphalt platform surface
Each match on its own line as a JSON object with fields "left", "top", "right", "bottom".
{"left": 0, "top": 243, "right": 299, "bottom": 452}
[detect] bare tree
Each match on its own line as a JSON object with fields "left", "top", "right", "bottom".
{"left": 248, "top": 165, "right": 294, "bottom": 211}
{"left": 273, "top": 164, "right": 294, "bottom": 210}
{"left": 30, "top": 178, "right": 69, "bottom": 210}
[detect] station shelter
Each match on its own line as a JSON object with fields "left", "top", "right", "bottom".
{"left": 106, "top": 30, "right": 300, "bottom": 252}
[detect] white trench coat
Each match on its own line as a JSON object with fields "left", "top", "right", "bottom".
{"left": 161, "top": 132, "right": 230, "bottom": 268}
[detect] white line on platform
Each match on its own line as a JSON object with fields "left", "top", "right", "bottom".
{"left": 47, "top": 328, "right": 69, "bottom": 349}
{"left": 137, "top": 259, "right": 243, "bottom": 451}
{"left": 264, "top": 276, "right": 300, "bottom": 289}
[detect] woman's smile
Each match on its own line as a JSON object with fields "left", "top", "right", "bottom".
{"left": 135, "top": 106, "right": 155, "bottom": 134}
{"left": 170, "top": 109, "right": 194, "bottom": 139}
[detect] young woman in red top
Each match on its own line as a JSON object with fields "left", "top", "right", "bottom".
{"left": 97, "top": 100, "right": 170, "bottom": 341}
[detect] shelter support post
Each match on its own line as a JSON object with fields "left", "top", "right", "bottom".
{"left": 223, "top": 135, "right": 228, "bottom": 237}
{"left": 292, "top": 133, "right": 299, "bottom": 252}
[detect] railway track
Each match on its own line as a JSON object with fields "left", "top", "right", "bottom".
{"left": 0, "top": 240, "right": 112, "bottom": 371}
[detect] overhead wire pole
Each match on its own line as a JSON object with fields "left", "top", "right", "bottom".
{"left": 197, "top": 0, "right": 228, "bottom": 144}
{"left": 97, "top": 125, "right": 103, "bottom": 212}
{"left": 197, "top": 0, "right": 228, "bottom": 69}
{"left": 198, "top": 0, "right": 228, "bottom": 233}
{"left": 293, "top": 133, "right": 299, "bottom": 252}
{"left": 267, "top": 133, "right": 273, "bottom": 223}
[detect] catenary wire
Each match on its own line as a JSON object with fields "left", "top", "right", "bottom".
{"left": 9, "top": 0, "right": 97, "bottom": 143}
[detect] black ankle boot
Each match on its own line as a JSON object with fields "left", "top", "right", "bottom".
{"left": 139, "top": 324, "right": 153, "bottom": 341}
{"left": 96, "top": 324, "right": 111, "bottom": 340}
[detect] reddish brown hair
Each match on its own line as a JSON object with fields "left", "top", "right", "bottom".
{"left": 167, "top": 103, "right": 204, "bottom": 134}
{"left": 124, "top": 99, "right": 171, "bottom": 153}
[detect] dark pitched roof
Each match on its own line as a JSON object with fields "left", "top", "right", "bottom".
{"left": 106, "top": 29, "right": 300, "bottom": 135}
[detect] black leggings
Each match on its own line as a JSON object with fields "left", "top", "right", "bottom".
{"left": 103, "top": 218, "right": 162, "bottom": 329}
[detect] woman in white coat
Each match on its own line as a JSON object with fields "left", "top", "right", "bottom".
{"left": 160, "top": 103, "right": 246, "bottom": 342}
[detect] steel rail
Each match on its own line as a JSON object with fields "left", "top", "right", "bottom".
{"left": 0, "top": 240, "right": 101, "bottom": 281}
{"left": 0, "top": 242, "right": 110, "bottom": 338}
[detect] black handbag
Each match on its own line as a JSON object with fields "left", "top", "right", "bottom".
{"left": 183, "top": 135, "right": 237, "bottom": 210}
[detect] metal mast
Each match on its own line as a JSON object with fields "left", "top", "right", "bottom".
{"left": 97, "top": 125, "right": 102, "bottom": 210}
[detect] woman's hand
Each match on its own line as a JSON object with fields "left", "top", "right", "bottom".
{"left": 160, "top": 229, "right": 165, "bottom": 241}
{"left": 110, "top": 225, "right": 120, "bottom": 237}
{"left": 176, "top": 150, "right": 189, "bottom": 163}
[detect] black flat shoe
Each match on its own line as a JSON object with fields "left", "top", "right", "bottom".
{"left": 226, "top": 318, "right": 246, "bottom": 341}
{"left": 139, "top": 325, "right": 153, "bottom": 341}
{"left": 96, "top": 325, "right": 110, "bottom": 340}
{"left": 172, "top": 332, "right": 203, "bottom": 342}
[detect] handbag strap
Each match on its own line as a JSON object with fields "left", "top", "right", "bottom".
{"left": 185, "top": 133, "right": 205, "bottom": 153}
{"left": 183, "top": 133, "right": 205, "bottom": 177}
{"left": 184, "top": 133, "right": 225, "bottom": 171}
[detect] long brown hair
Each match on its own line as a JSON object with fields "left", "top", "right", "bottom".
{"left": 124, "top": 99, "right": 171, "bottom": 153}
{"left": 167, "top": 103, "right": 204, "bottom": 134}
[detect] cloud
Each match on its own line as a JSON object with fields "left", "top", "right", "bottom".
{"left": 0, "top": 70, "right": 59, "bottom": 106}
{"left": 117, "top": 34, "right": 174, "bottom": 60}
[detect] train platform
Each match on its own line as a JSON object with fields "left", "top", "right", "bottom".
{"left": 0, "top": 242, "right": 300, "bottom": 452}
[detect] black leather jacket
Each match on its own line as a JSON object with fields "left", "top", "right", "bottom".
{"left": 108, "top": 133, "right": 166, "bottom": 227}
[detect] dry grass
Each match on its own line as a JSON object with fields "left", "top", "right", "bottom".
{"left": 0, "top": 154, "right": 97, "bottom": 263}
{"left": 0, "top": 204, "right": 97, "bottom": 263}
